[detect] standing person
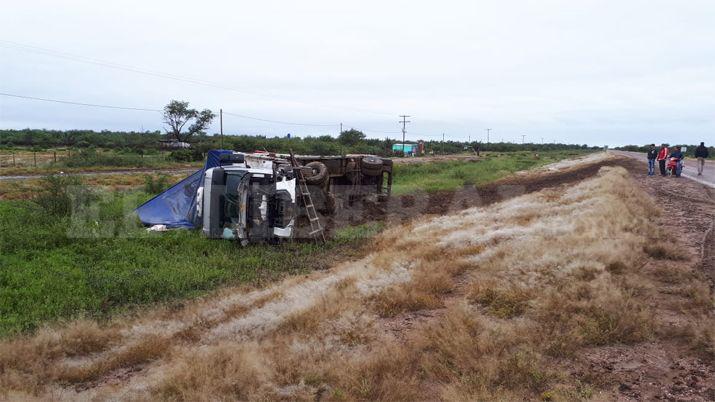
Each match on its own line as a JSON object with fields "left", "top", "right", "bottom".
{"left": 657, "top": 143, "right": 669, "bottom": 176}
{"left": 646, "top": 144, "right": 657, "bottom": 176}
{"left": 669, "top": 146, "right": 684, "bottom": 177}
{"left": 694, "top": 142, "right": 709, "bottom": 176}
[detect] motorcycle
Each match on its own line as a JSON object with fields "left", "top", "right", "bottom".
{"left": 666, "top": 157, "right": 683, "bottom": 176}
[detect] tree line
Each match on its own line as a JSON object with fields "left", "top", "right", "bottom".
{"left": 0, "top": 128, "right": 598, "bottom": 155}
{"left": 0, "top": 100, "right": 601, "bottom": 157}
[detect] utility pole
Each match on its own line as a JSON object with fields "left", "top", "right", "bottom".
{"left": 486, "top": 128, "right": 491, "bottom": 144}
{"left": 442, "top": 133, "right": 445, "bottom": 155}
{"left": 220, "top": 108, "right": 224, "bottom": 149}
{"left": 399, "top": 115, "right": 411, "bottom": 155}
{"left": 521, "top": 134, "right": 526, "bottom": 144}
{"left": 339, "top": 122, "right": 343, "bottom": 135}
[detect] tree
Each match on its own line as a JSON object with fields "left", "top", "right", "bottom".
{"left": 163, "top": 100, "right": 215, "bottom": 142}
{"left": 383, "top": 136, "right": 395, "bottom": 153}
{"left": 338, "top": 129, "right": 366, "bottom": 146}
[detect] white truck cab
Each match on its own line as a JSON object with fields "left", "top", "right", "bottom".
{"left": 198, "top": 152, "right": 296, "bottom": 244}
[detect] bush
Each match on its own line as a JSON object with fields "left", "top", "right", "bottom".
{"left": 33, "top": 175, "right": 96, "bottom": 216}
{"left": 62, "top": 148, "right": 145, "bottom": 168}
{"left": 168, "top": 149, "right": 203, "bottom": 162}
{"left": 144, "top": 174, "right": 170, "bottom": 194}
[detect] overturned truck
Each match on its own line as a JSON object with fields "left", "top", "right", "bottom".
{"left": 136, "top": 150, "right": 392, "bottom": 244}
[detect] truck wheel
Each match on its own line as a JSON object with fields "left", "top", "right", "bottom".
{"left": 304, "top": 161, "right": 328, "bottom": 184}
{"left": 361, "top": 156, "right": 383, "bottom": 176}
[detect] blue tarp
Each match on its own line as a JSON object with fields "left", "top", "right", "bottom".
{"left": 135, "top": 150, "right": 233, "bottom": 228}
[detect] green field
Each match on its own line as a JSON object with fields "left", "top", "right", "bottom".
{"left": 0, "top": 147, "right": 201, "bottom": 176}
{"left": 0, "top": 151, "right": 591, "bottom": 337}
{"left": 391, "top": 150, "right": 589, "bottom": 195}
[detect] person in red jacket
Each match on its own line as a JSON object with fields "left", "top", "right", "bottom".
{"left": 656, "top": 144, "right": 669, "bottom": 176}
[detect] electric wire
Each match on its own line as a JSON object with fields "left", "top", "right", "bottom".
{"left": 0, "top": 91, "right": 162, "bottom": 112}
{"left": 0, "top": 40, "right": 394, "bottom": 117}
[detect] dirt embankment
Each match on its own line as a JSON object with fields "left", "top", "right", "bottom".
{"left": 563, "top": 162, "right": 715, "bottom": 401}
{"left": 329, "top": 152, "right": 625, "bottom": 229}
{"left": 1, "top": 155, "right": 713, "bottom": 401}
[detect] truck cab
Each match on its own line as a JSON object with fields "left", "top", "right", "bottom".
{"left": 198, "top": 153, "right": 296, "bottom": 244}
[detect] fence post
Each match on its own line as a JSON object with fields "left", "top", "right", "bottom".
{"left": 54, "top": 151, "right": 57, "bottom": 163}
{"left": 12, "top": 152, "right": 15, "bottom": 167}
{"left": 34, "top": 152, "right": 37, "bottom": 167}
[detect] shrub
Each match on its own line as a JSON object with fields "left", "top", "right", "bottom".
{"left": 33, "top": 175, "right": 96, "bottom": 216}
{"left": 143, "top": 174, "right": 170, "bottom": 194}
{"left": 62, "top": 148, "right": 145, "bottom": 168}
{"left": 168, "top": 149, "right": 203, "bottom": 162}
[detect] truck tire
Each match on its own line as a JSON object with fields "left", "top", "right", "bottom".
{"left": 360, "top": 156, "right": 383, "bottom": 176}
{"left": 303, "top": 161, "right": 328, "bottom": 185}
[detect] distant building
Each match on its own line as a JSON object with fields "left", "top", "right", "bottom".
{"left": 159, "top": 140, "right": 191, "bottom": 149}
{"left": 392, "top": 143, "right": 419, "bottom": 156}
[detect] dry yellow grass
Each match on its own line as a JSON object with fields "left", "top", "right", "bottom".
{"left": 2, "top": 165, "right": 706, "bottom": 401}
{"left": 644, "top": 241, "right": 690, "bottom": 261}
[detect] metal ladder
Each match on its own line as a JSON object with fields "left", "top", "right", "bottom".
{"left": 289, "top": 151, "right": 326, "bottom": 243}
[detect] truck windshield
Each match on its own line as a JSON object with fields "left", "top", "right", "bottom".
{"left": 223, "top": 171, "right": 248, "bottom": 222}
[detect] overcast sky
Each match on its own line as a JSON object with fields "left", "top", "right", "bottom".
{"left": 1, "top": 0, "right": 714, "bottom": 146}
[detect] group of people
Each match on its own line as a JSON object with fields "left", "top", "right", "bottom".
{"left": 646, "top": 142, "right": 709, "bottom": 177}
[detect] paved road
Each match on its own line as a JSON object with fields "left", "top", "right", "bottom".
{"left": 612, "top": 150, "right": 714, "bottom": 188}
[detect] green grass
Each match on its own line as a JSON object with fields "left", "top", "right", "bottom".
{"left": 0, "top": 195, "right": 377, "bottom": 337}
{"left": 391, "top": 150, "right": 591, "bottom": 195}
{"left": 0, "top": 151, "right": 589, "bottom": 337}
{"left": 0, "top": 148, "right": 201, "bottom": 177}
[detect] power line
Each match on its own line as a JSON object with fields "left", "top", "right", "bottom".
{"left": 0, "top": 91, "right": 161, "bottom": 112}
{"left": 0, "top": 39, "right": 393, "bottom": 117}
{"left": 0, "top": 91, "right": 342, "bottom": 128}
{"left": 222, "top": 111, "right": 337, "bottom": 128}
{"left": 1, "top": 93, "right": 450, "bottom": 139}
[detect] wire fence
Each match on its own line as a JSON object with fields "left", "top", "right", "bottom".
{"left": 0, "top": 150, "right": 67, "bottom": 168}
{"left": 0, "top": 149, "right": 171, "bottom": 169}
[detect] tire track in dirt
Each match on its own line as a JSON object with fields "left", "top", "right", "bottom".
{"left": 699, "top": 187, "right": 715, "bottom": 289}
{"left": 572, "top": 162, "right": 715, "bottom": 400}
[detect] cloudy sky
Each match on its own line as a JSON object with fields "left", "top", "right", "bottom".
{"left": 1, "top": 0, "right": 714, "bottom": 146}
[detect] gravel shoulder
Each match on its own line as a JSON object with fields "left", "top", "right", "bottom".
{"left": 613, "top": 150, "right": 715, "bottom": 188}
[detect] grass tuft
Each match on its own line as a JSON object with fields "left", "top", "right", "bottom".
{"left": 468, "top": 283, "right": 533, "bottom": 319}
{"left": 644, "top": 242, "right": 689, "bottom": 261}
